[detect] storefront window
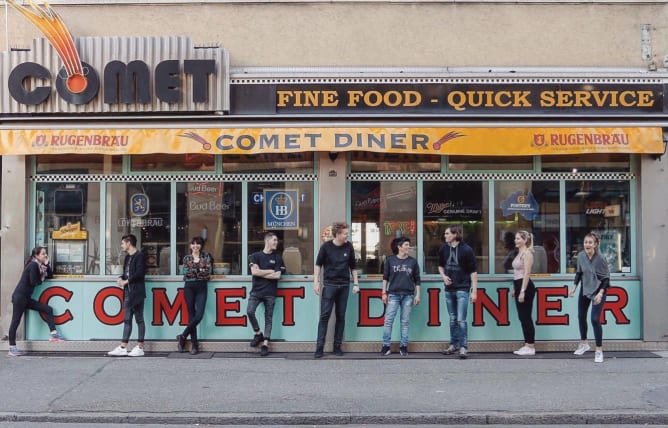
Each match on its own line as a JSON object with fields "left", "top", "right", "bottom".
{"left": 36, "top": 155, "right": 121, "bottom": 174}
{"left": 247, "top": 182, "right": 315, "bottom": 275}
{"left": 542, "top": 154, "right": 630, "bottom": 172}
{"left": 351, "top": 181, "right": 417, "bottom": 275}
{"left": 223, "top": 153, "right": 314, "bottom": 173}
{"left": 494, "top": 181, "right": 560, "bottom": 274}
{"left": 423, "top": 181, "right": 489, "bottom": 274}
{"left": 36, "top": 182, "right": 100, "bottom": 274}
{"left": 176, "top": 182, "right": 242, "bottom": 275}
{"left": 131, "top": 154, "right": 215, "bottom": 171}
{"left": 105, "top": 183, "right": 171, "bottom": 275}
{"left": 449, "top": 156, "right": 533, "bottom": 171}
{"left": 350, "top": 152, "right": 440, "bottom": 172}
{"left": 565, "top": 181, "right": 630, "bottom": 273}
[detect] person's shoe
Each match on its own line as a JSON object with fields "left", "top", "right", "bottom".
{"left": 260, "top": 345, "right": 269, "bottom": 357}
{"left": 399, "top": 346, "right": 408, "bottom": 356}
{"left": 458, "top": 347, "right": 468, "bottom": 359}
{"left": 107, "top": 345, "right": 128, "bottom": 356}
{"left": 49, "top": 332, "right": 65, "bottom": 342}
{"left": 128, "top": 345, "right": 144, "bottom": 357}
{"left": 442, "top": 344, "right": 459, "bottom": 355}
{"left": 333, "top": 346, "right": 344, "bottom": 356}
{"left": 594, "top": 350, "right": 604, "bottom": 363}
{"left": 190, "top": 342, "right": 199, "bottom": 355}
{"left": 7, "top": 346, "right": 23, "bottom": 357}
{"left": 250, "top": 333, "right": 264, "bottom": 348}
{"left": 574, "top": 343, "right": 591, "bottom": 355}
{"left": 381, "top": 345, "right": 391, "bottom": 356}
{"left": 515, "top": 346, "right": 536, "bottom": 356}
{"left": 314, "top": 346, "right": 324, "bottom": 359}
{"left": 176, "top": 334, "right": 186, "bottom": 353}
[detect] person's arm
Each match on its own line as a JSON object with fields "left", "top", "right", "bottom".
{"left": 518, "top": 252, "right": 533, "bottom": 303}
{"left": 413, "top": 260, "right": 421, "bottom": 305}
{"left": 381, "top": 279, "right": 389, "bottom": 304}
{"left": 569, "top": 255, "right": 583, "bottom": 297}
{"left": 592, "top": 256, "right": 611, "bottom": 304}
{"left": 28, "top": 263, "right": 42, "bottom": 287}
{"left": 349, "top": 243, "right": 359, "bottom": 294}
{"left": 313, "top": 264, "right": 322, "bottom": 295}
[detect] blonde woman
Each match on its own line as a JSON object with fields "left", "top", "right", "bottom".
{"left": 568, "top": 232, "right": 610, "bottom": 363}
{"left": 511, "top": 230, "right": 536, "bottom": 356}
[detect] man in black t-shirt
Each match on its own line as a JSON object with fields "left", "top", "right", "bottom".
{"left": 248, "top": 232, "right": 286, "bottom": 357}
{"left": 313, "top": 222, "right": 359, "bottom": 358}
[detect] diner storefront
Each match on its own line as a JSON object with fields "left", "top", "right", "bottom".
{"left": 1, "top": 32, "right": 667, "bottom": 351}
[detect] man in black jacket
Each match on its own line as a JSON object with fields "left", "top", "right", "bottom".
{"left": 108, "top": 234, "right": 147, "bottom": 357}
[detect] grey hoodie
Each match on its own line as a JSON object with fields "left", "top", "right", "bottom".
{"left": 574, "top": 250, "right": 610, "bottom": 299}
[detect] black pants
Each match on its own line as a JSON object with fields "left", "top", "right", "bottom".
{"left": 578, "top": 288, "right": 607, "bottom": 347}
{"left": 316, "top": 285, "right": 349, "bottom": 348}
{"left": 8, "top": 294, "right": 56, "bottom": 346}
{"left": 122, "top": 297, "right": 145, "bottom": 343}
{"left": 247, "top": 294, "right": 276, "bottom": 340}
{"left": 513, "top": 279, "right": 536, "bottom": 344}
{"left": 182, "top": 280, "right": 208, "bottom": 343}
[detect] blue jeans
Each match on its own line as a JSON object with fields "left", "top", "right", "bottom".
{"left": 382, "top": 294, "right": 414, "bottom": 347}
{"left": 445, "top": 289, "right": 470, "bottom": 349}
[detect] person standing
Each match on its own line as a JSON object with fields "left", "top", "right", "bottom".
{"left": 108, "top": 234, "right": 147, "bottom": 357}
{"left": 177, "top": 236, "right": 213, "bottom": 355}
{"left": 248, "top": 232, "right": 286, "bottom": 357}
{"left": 438, "top": 225, "right": 478, "bottom": 359}
{"left": 569, "top": 232, "right": 610, "bottom": 363}
{"left": 7, "top": 247, "right": 65, "bottom": 357}
{"left": 313, "top": 222, "right": 359, "bottom": 358}
{"left": 380, "top": 237, "right": 421, "bottom": 357}
{"left": 511, "top": 230, "right": 537, "bottom": 356}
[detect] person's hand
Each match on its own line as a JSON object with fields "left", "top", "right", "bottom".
{"left": 382, "top": 293, "right": 388, "bottom": 304}
{"left": 414, "top": 295, "right": 421, "bottom": 306}
{"left": 593, "top": 293, "right": 603, "bottom": 305}
{"left": 510, "top": 288, "right": 515, "bottom": 298}
{"left": 443, "top": 275, "right": 452, "bottom": 286}
{"left": 116, "top": 278, "right": 124, "bottom": 288}
{"left": 470, "top": 289, "right": 477, "bottom": 303}
{"left": 352, "top": 285, "right": 360, "bottom": 294}
{"left": 313, "top": 283, "right": 320, "bottom": 296}
{"left": 518, "top": 290, "right": 525, "bottom": 303}
{"left": 569, "top": 285, "right": 577, "bottom": 297}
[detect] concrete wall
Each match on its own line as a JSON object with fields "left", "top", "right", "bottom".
{"left": 2, "top": 3, "right": 667, "bottom": 68}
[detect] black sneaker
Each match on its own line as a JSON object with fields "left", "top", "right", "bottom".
{"left": 314, "top": 346, "right": 324, "bottom": 359}
{"left": 250, "top": 333, "right": 264, "bottom": 348}
{"left": 333, "top": 346, "right": 344, "bottom": 356}
{"left": 381, "top": 345, "right": 391, "bottom": 356}
{"left": 260, "top": 345, "right": 269, "bottom": 357}
{"left": 400, "top": 346, "right": 408, "bottom": 356}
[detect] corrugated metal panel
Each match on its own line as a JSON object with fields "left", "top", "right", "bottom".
{"left": 0, "top": 36, "right": 229, "bottom": 115}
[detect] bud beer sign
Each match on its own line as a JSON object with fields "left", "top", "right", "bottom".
{"left": 264, "top": 190, "right": 299, "bottom": 230}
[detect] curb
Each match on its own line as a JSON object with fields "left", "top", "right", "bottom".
{"left": 1, "top": 411, "right": 667, "bottom": 425}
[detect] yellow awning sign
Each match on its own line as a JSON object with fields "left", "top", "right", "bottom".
{"left": 0, "top": 127, "right": 662, "bottom": 156}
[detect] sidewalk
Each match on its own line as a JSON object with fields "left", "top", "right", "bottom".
{"left": 0, "top": 351, "right": 666, "bottom": 425}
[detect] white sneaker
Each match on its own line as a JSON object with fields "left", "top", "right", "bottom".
{"left": 128, "top": 345, "right": 144, "bottom": 357}
{"left": 107, "top": 345, "right": 128, "bottom": 356}
{"left": 574, "top": 343, "right": 591, "bottom": 355}
{"left": 594, "top": 351, "right": 603, "bottom": 363}
{"left": 515, "top": 346, "right": 536, "bottom": 356}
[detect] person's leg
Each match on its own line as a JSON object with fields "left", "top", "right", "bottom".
{"left": 8, "top": 296, "right": 29, "bottom": 347}
{"left": 332, "top": 286, "right": 350, "bottom": 349}
{"left": 444, "top": 291, "right": 459, "bottom": 349}
{"left": 382, "top": 294, "right": 400, "bottom": 347}
{"left": 181, "top": 283, "right": 196, "bottom": 339}
{"left": 246, "top": 295, "right": 262, "bottom": 334}
{"left": 26, "top": 298, "right": 56, "bottom": 332}
{"left": 456, "top": 289, "right": 470, "bottom": 350}
{"left": 188, "top": 282, "right": 208, "bottom": 346}
{"left": 316, "top": 286, "right": 336, "bottom": 348}
{"left": 521, "top": 283, "right": 536, "bottom": 346}
{"left": 578, "top": 288, "right": 591, "bottom": 342}
{"left": 590, "top": 291, "right": 607, "bottom": 349}
{"left": 262, "top": 296, "right": 276, "bottom": 342}
{"left": 399, "top": 294, "right": 414, "bottom": 348}
{"left": 134, "top": 301, "right": 146, "bottom": 345}
{"left": 121, "top": 297, "right": 134, "bottom": 345}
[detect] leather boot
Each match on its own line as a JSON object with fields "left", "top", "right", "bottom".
{"left": 176, "top": 334, "right": 186, "bottom": 353}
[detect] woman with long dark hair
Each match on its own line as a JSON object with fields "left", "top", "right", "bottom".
{"left": 511, "top": 230, "right": 536, "bottom": 356}
{"left": 7, "top": 246, "right": 65, "bottom": 357}
{"left": 176, "top": 236, "right": 213, "bottom": 355}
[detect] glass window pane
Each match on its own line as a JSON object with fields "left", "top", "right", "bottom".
{"left": 36, "top": 182, "right": 100, "bottom": 275}
{"left": 449, "top": 156, "right": 533, "bottom": 171}
{"left": 350, "top": 152, "right": 440, "bottom": 172}
{"left": 105, "top": 183, "right": 171, "bottom": 276}
{"left": 542, "top": 154, "right": 630, "bottom": 172}
{"left": 36, "top": 155, "right": 121, "bottom": 174}
{"left": 131, "top": 154, "right": 215, "bottom": 171}
{"left": 176, "top": 182, "right": 242, "bottom": 275}
{"left": 247, "top": 182, "right": 315, "bottom": 275}
{"left": 494, "top": 181, "right": 560, "bottom": 274}
{"left": 351, "top": 181, "right": 417, "bottom": 275}
{"left": 223, "top": 153, "right": 313, "bottom": 173}
{"left": 423, "top": 181, "right": 489, "bottom": 274}
{"left": 565, "top": 181, "right": 630, "bottom": 273}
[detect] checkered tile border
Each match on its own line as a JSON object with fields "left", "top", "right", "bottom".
{"left": 31, "top": 173, "right": 318, "bottom": 183}
{"left": 347, "top": 172, "right": 635, "bottom": 181}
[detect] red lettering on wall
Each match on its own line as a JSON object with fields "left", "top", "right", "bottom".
{"left": 38, "top": 286, "right": 74, "bottom": 324}
{"left": 215, "top": 287, "right": 247, "bottom": 326}
{"left": 601, "top": 286, "right": 630, "bottom": 325}
{"left": 427, "top": 288, "right": 441, "bottom": 326}
{"left": 93, "top": 286, "right": 124, "bottom": 325}
{"left": 536, "top": 286, "right": 569, "bottom": 325}
{"left": 277, "top": 287, "right": 305, "bottom": 326}
{"left": 152, "top": 288, "right": 187, "bottom": 326}
{"left": 358, "top": 289, "right": 384, "bottom": 327}
{"left": 473, "top": 288, "right": 510, "bottom": 327}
